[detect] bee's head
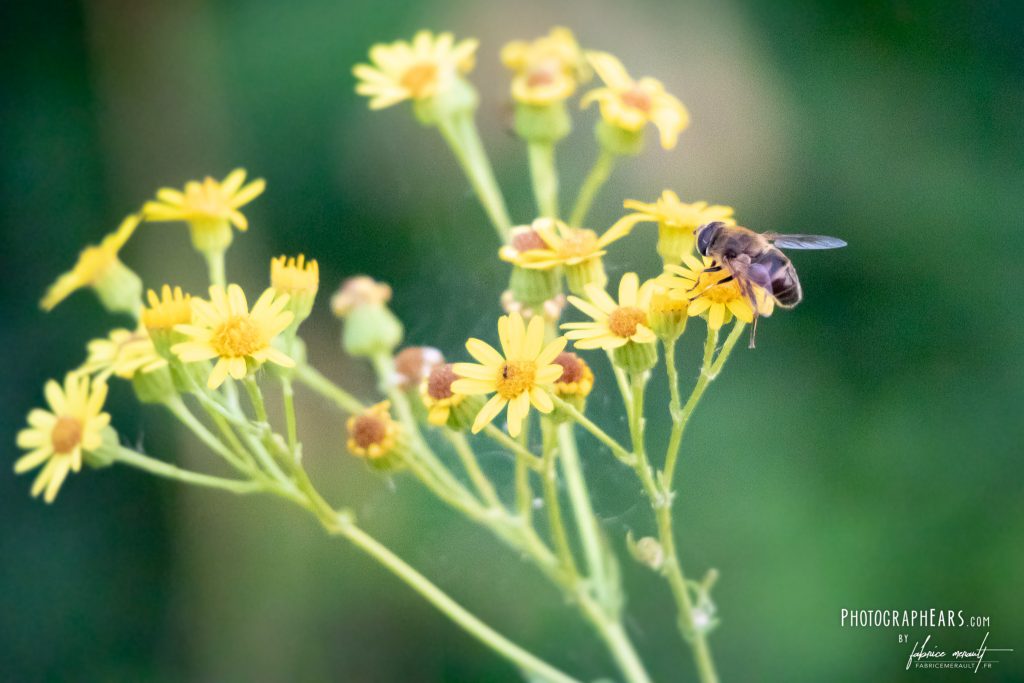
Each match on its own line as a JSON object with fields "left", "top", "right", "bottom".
{"left": 695, "top": 222, "right": 724, "bottom": 256}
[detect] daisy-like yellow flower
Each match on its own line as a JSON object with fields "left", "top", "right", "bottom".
{"left": 551, "top": 351, "right": 594, "bottom": 400}
{"left": 581, "top": 51, "right": 689, "bottom": 150}
{"left": 271, "top": 254, "right": 319, "bottom": 326}
{"left": 501, "top": 27, "right": 589, "bottom": 106}
{"left": 354, "top": 30, "right": 479, "bottom": 110}
{"left": 40, "top": 214, "right": 142, "bottom": 314}
{"left": 347, "top": 401, "right": 399, "bottom": 459}
{"left": 611, "top": 191, "right": 736, "bottom": 263}
{"left": 451, "top": 312, "right": 566, "bottom": 437}
{"left": 499, "top": 217, "right": 632, "bottom": 295}
{"left": 142, "top": 169, "right": 265, "bottom": 253}
{"left": 661, "top": 254, "right": 774, "bottom": 330}
{"left": 79, "top": 327, "right": 167, "bottom": 381}
{"left": 563, "top": 272, "right": 657, "bottom": 350}
{"left": 142, "top": 285, "right": 192, "bottom": 332}
{"left": 15, "top": 374, "right": 110, "bottom": 503}
{"left": 171, "top": 284, "right": 295, "bottom": 389}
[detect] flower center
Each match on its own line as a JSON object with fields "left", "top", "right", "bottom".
{"left": 511, "top": 229, "right": 548, "bottom": 252}
{"left": 211, "top": 316, "right": 261, "bottom": 358}
{"left": 552, "top": 352, "right": 582, "bottom": 384}
{"left": 699, "top": 277, "right": 742, "bottom": 304}
{"left": 401, "top": 62, "right": 438, "bottom": 97}
{"left": 559, "top": 229, "right": 599, "bottom": 258}
{"left": 621, "top": 87, "right": 652, "bottom": 113}
{"left": 496, "top": 361, "right": 536, "bottom": 399}
{"left": 608, "top": 307, "right": 647, "bottom": 337}
{"left": 51, "top": 416, "right": 83, "bottom": 454}
{"left": 526, "top": 63, "right": 557, "bottom": 87}
{"left": 427, "top": 364, "right": 458, "bottom": 400}
{"left": 351, "top": 415, "right": 388, "bottom": 448}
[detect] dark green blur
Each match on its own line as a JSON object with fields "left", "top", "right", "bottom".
{"left": 1, "top": 1, "right": 1021, "bottom": 681}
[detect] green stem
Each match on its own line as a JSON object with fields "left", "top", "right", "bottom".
{"left": 515, "top": 451, "right": 534, "bottom": 526}
{"left": 557, "top": 422, "right": 615, "bottom": 610}
{"left": 444, "top": 431, "right": 502, "bottom": 509}
{"left": 482, "top": 424, "right": 544, "bottom": 470}
{"left": 164, "top": 397, "right": 252, "bottom": 475}
{"left": 528, "top": 140, "right": 559, "bottom": 218}
{"left": 243, "top": 376, "right": 268, "bottom": 422}
{"left": 605, "top": 349, "right": 634, "bottom": 422}
{"left": 295, "top": 363, "right": 364, "bottom": 414}
{"left": 436, "top": 111, "right": 512, "bottom": 241}
{"left": 205, "top": 250, "right": 226, "bottom": 288}
{"left": 281, "top": 377, "right": 300, "bottom": 460}
{"left": 569, "top": 149, "right": 616, "bottom": 227}
{"left": 541, "top": 420, "right": 578, "bottom": 579}
{"left": 577, "top": 599, "right": 654, "bottom": 683}
{"left": 662, "top": 322, "right": 743, "bottom": 488}
{"left": 113, "top": 445, "right": 264, "bottom": 495}
{"left": 334, "top": 519, "right": 580, "bottom": 683}
{"left": 550, "top": 396, "right": 635, "bottom": 466}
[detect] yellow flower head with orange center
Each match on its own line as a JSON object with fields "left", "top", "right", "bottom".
{"left": 420, "top": 363, "right": 467, "bottom": 427}
{"left": 499, "top": 217, "right": 630, "bottom": 270}
{"left": 354, "top": 30, "right": 479, "bottom": 110}
{"left": 451, "top": 312, "right": 566, "bottom": 437}
{"left": 563, "top": 272, "right": 658, "bottom": 350}
{"left": 346, "top": 401, "right": 399, "bottom": 459}
{"left": 551, "top": 351, "right": 594, "bottom": 399}
{"left": 171, "top": 284, "right": 295, "bottom": 389}
{"left": 15, "top": 373, "right": 110, "bottom": 503}
{"left": 661, "top": 254, "right": 774, "bottom": 330}
{"left": 581, "top": 51, "right": 690, "bottom": 150}
{"left": 80, "top": 327, "right": 167, "bottom": 381}
{"left": 501, "top": 27, "right": 589, "bottom": 105}
{"left": 611, "top": 191, "right": 735, "bottom": 261}
{"left": 143, "top": 169, "right": 265, "bottom": 252}
{"left": 40, "top": 214, "right": 141, "bottom": 312}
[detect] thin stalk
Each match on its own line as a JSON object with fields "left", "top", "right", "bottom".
{"left": 527, "top": 140, "right": 559, "bottom": 218}
{"left": 334, "top": 520, "right": 580, "bottom": 683}
{"left": 243, "top": 377, "right": 268, "bottom": 422}
{"left": 605, "top": 349, "right": 633, "bottom": 422}
{"left": 444, "top": 431, "right": 503, "bottom": 509}
{"left": 281, "top": 377, "right": 299, "bottom": 460}
{"left": 557, "top": 421, "right": 615, "bottom": 609}
{"left": 205, "top": 249, "right": 226, "bottom": 288}
{"left": 630, "top": 372, "right": 719, "bottom": 683}
{"left": 295, "top": 363, "right": 364, "bottom": 414}
{"left": 550, "top": 396, "right": 635, "bottom": 466}
{"left": 483, "top": 424, "right": 544, "bottom": 471}
{"left": 163, "top": 397, "right": 252, "bottom": 475}
{"left": 435, "top": 111, "right": 511, "bottom": 241}
{"left": 113, "top": 445, "right": 264, "bottom": 495}
{"left": 569, "top": 149, "right": 615, "bottom": 227}
{"left": 541, "top": 420, "right": 578, "bottom": 578}
{"left": 662, "top": 322, "right": 743, "bottom": 488}
{"left": 515, "top": 453, "right": 534, "bottom": 526}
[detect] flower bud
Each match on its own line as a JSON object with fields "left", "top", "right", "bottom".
{"left": 421, "top": 363, "right": 484, "bottom": 431}
{"left": 346, "top": 401, "right": 406, "bottom": 471}
{"left": 626, "top": 532, "right": 665, "bottom": 571}
{"left": 332, "top": 277, "right": 404, "bottom": 357}
{"left": 648, "top": 284, "right": 689, "bottom": 341}
{"left": 393, "top": 346, "right": 445, "bottom": 392}
{"left": 549, "top": 352, "right": 594, "bottom": 420}
{"left": 271, "top": 254, "right": 319, "bottom": 329}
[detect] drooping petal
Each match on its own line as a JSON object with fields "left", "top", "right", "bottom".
{"left": 471, "top": 395, "right": 508, "bottom": 433}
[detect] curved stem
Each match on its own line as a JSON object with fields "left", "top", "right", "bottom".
{"left": 444, "top": 430, "right": 503, "bottom": 509}
{"left": 112, "top": 445, "right": 264, "bottom": 495}
{"left": 550, "top": 396, "right": 635, "bottom": 466}
{"left": 569, "top": 150, "right": 615, "bottom": 227}
{"left": 281, "top": 377, "right": 299, "bottom": 459}
{"left": 541, "top": 420, "right": 579, "bottom": 579}
{"left": 528, "top": 140, "right": 559, "bottom": 218}
{"left": 294, "top": 363, "right": 365, "bottom": 414}
{"left": 482, "top": 424, "right": 544, "bottom": 470}
{"left": 163, "top": 397, "right": 253, "bottom": 475}
{"left": 436, "top": 111, "right": 512, "bottom": 241}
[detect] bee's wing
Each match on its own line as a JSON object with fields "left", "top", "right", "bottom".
{"left": 764, "top": 233, "right": 847, "bottom": 249}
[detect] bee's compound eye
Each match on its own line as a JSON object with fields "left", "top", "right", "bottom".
{"left": 696, "top": 223, "right": 717, "bottom": 256}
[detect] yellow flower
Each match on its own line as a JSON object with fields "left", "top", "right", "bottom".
{"left": 271, "top": 254, "right": 319, "bottom": 325}
{"left": 563, "top": 272, "right": 657, "bottom": 349}
{"left": 142, "top": 169, "right": 265, "bottom": 253}
{"left": 354, "top": 30, "right": 479, "bottom": 109}
{"left": 141, "top": 285, "right": 192, "bottom": 332}
{"left": 15, "top": 374, "right": 110, "bottom": 503}
{"left": 501, "top": 27, "right": 589, "bottom": 105}
{"left": 40, "top": 214, "right": 142, "bottom": 313}
{"left": 581, "top": 51, "right": 689, "bottom": 150}
{"left": 171, "top": 284, "right": 295, "bottom": 389}
{"left": 80, "top": 327, "right": 167, "bottom": 381}
{"left": 421, "top": 363, "right": 467, "bottom": 427}
{"left": 661, "top": 254, "right": 774, "bottom": 330}
{"left": 451, "top": 312, "right": 566, "bottom": 437}
{"left": 611, "top": 191, "right": 735, "bottom": 262}
{"left": 347, "top": 401, "right": 399, "bottom": 458}
{"left": 551, "top": 352, "right": 594, "bottom": 400}
{"left": 499, "top": 217, "right": 629, "bottom": 270}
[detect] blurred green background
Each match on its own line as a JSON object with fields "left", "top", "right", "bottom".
{"left": 2, "top": 0, "right": 1022, "bottom": 681}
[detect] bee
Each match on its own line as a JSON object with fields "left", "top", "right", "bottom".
{"left": 693, "top": 221, "right": 847, "bottom": 348}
